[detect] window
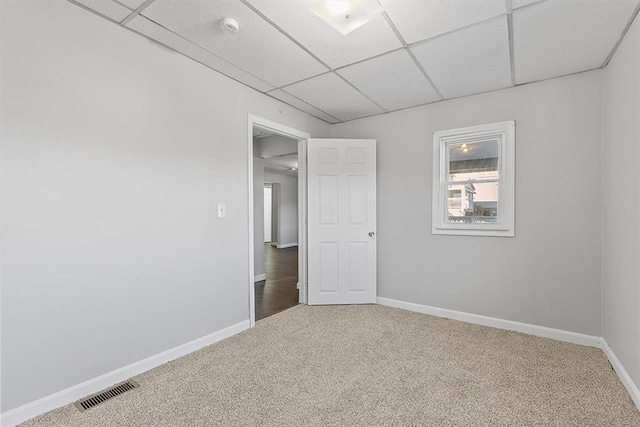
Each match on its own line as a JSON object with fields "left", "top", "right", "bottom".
{"left": 432, "top": 121, "right": 515, "bottom": 237}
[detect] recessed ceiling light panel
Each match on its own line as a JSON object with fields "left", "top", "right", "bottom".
{"left": 310, "top": 1, "right": 384, "bottom": 35}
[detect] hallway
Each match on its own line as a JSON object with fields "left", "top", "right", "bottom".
{"left": 255, "top": 244, "right": 299, "bottom": 321}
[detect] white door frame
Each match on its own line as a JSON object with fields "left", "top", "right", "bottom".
{"left": 247, "top": 114, "right": 310, "bottom": 327}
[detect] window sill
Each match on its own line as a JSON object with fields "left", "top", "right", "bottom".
{"left": 432, "top": 227, "right": 515, "bottom": 237}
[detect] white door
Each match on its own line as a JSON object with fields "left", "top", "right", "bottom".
{"left": 307, "top": 139, "right": 376, "bottom": 305}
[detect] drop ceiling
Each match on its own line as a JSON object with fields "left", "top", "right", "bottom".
{"left": 253, "top": 130, "right": 299, "bottom": 176}
{"left": 70, "top": 0, "right": 639, "bottom": 124}
{"left": 263, "top": 153, "right": 299, "bottom": 176}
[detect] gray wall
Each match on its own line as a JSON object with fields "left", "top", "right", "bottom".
{"left": 603, "top": 15, "right": 640, "bottom": 392}
{"left": 264, "top": 172, "right": 299, "bottom": 247}
{"left": 0, "top": 0, "right": 329, "bottom": 412}
{"left": 332, "top": 70, "right": 603, "bottom": 336}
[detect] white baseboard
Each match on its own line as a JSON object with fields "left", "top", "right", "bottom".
{"left": 600, "top": 339, "right": 640, "bottom": 410}
{"left": 376, "top": 297, "right": 601, "bottom": 348}
{"left": 254, "top": 274, "right": 266, "bottom": 282}
{"left": 1, "top": 319, "right": 250, "bottom": 427}
{"left": 5, "top": 301, "right": 638, "bottom": 426}
{"left": 378, "top": 297, "right": 640, "bottom": 411}
{"left": 276, "top": 242, "right": 298, "bottom": 249}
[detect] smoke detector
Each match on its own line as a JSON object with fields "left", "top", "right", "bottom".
{"left": 219, "top": 17, "right": 239, "bottom": 34}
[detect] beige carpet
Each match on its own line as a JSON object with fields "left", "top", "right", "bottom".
{"left": 21, "top": 305, "right": 640, "bottom": 426}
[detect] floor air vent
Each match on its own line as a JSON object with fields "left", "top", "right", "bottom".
{"left": 74, "top": 380, "right": 139, "bottom": 412}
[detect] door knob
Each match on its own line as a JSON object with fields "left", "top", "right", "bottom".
{"left": 369, "top": 231, "right": 375, "bottom": 237}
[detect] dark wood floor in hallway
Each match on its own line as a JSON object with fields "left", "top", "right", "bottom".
{"left": 255, "top": 244, "right": 298, "bottom": 321}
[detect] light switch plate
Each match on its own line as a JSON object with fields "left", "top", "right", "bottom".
{"left": 217, "top": 203, "right": 226, "bottom": 218}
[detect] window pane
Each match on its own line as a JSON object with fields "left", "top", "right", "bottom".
{"left": 448, "top": 189, "right": 462, "bottom": 209}
{"left": 448, "top": 139, "right": 499, "bottom": 182}
{"left": 447, "top": 139, "right": 499, "bottom": 223}
{"left": 447, "top": 182, "right": 498, "bottom": 224}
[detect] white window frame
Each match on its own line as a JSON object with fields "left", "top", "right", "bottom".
{"left": 432, "top": 120, "right": 515, "bottom": 237}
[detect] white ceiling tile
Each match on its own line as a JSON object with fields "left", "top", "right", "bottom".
{"left": 141, "top": 0, "right": 328, "bottom": 87}
{"left": 73, "top": 0, "right": 132, "bottom": 22}
{"left": 245, "top": 0, "right": 402, "bottom": 69}
{"left": 268, "top": 90, "right": 340, "bottom": 124}
{"left": 380, "top": 0, "right": 506, "bottom": 44}
{"left": 263, "top": 154, "right": 299, "bottom": 176}
{"left": 513, "top": 0, "right": 640, "bottom": 84}
{"left": 511, "top": 0, "right": 542, "bottom": 9}
{"left": 411, "top": 16, "right": 512, "bottom": 99}
{"left": 67, "top": 0, "right": 640, "bottom": 123}
{"left": 337, "top": 49, "right": 440, "bottom": 111}
{"left": 126, "top": 16, "right": 274, "bottom": 92}
{"left": 117, "top": 0, "right": 146, "bottom": 9}
{"left": 283, "top": 73, "right": 385, "bottom": 121}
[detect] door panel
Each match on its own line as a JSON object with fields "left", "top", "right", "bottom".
{"left": 318, "top": 176, "right": 338, "bottom": 225}
{"left": 348, "top": 175, "right": 367, "bottom": 224}
{"left": 307, "top": 138, "right": 376, "bottom": 305}
{"left": 319, "top": 243, "right": 339, "bottom": 294}
{"left": 348, "top": 242, "right": 368, "bottom": 292}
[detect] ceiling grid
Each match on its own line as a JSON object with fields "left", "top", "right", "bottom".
{"left": 380, "top": 11, "right": 444, "bottom": 101}
{"left": 506, "top": 0, "right": 516, "bottom": 87}
{"left": 601, "top": 1, "right": 640, "bottom": 67}
{"left": 239, "top": 0, "right": 332, "bottom": 70}
{"left": 119, "top": 0, "right": 157, "bottom": 26}
{"left": 66, "top": 0, "right": 640, "bottom": 124}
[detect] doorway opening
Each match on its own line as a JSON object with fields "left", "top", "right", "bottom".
{"left": 255, "top": 240, "right": 299, "bottom": 320}
{"left": 247, "top": 115, "right": 310, "bottom": 326}
{"left": 254, "top": 136, "right": 299, "bottom": 320}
